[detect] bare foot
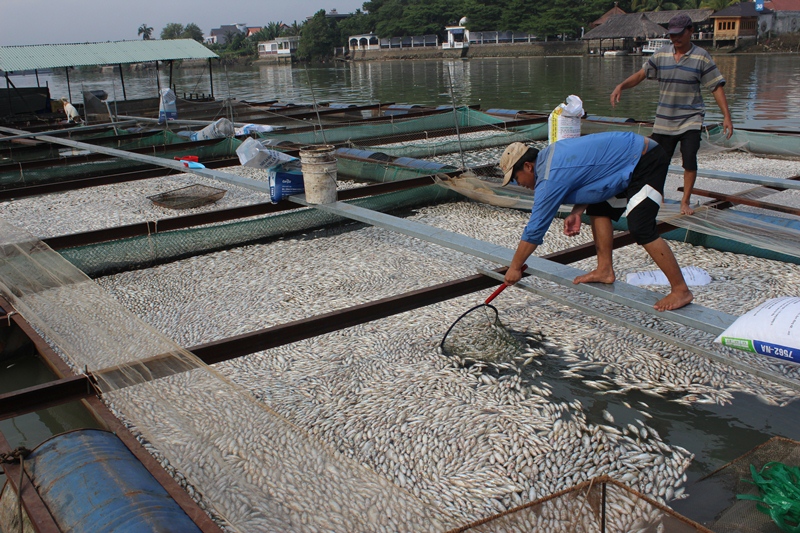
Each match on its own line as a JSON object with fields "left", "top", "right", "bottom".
{"left": 654, "top": 290, "right": 694, "bottom": 311}
{"left": 573, "top": 269, "right": 615, "bottom": 285}
{"left": 680, "top": 203, "right": 695, "bottom": 216}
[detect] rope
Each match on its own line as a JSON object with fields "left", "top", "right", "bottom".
{"left": 1, "top": 447, "right": 31, "bottom": 533}
{"left": 0, "top": 447, "right": 31, "bottom": 463}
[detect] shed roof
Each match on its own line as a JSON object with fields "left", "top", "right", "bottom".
{"left": 590, "top": 5, "right": 627, "bottom": 28}
{"left": 582, "top": 13, "right": 667, "bottom": 40}
{"left": 0, "top": 39, "right": 217, "bottom": 72}
{"left": 644, "top": 8, "right": 715, "bottom": 24}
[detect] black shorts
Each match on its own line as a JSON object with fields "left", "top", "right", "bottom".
{"left": 650, "top": 130, "right": 701, "bottom": 172}
{"left": 585, "top": 145, "right": 669, "bottom": 245}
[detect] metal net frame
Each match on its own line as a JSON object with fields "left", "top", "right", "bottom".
{"left": 448, "top": 476, "right": 714, "bottom": 533}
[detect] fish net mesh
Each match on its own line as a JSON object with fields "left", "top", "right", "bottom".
{"left": 0, "top": 219, "right": 455, "bottom": 532}
{"left": 695, "top": 436, "right": 800, "bottom": 533}
{"left": 450, "top": 476, "right": 712, "bottom": 533}
{"left": 440, "top": 303, "right": 526, "bottom": 362}
{"left": 0, "top": 136, "right": 234, "bottom": 188}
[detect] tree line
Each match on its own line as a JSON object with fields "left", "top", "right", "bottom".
{"left": 135, "top": 0, "right": 741, "bottom": 61}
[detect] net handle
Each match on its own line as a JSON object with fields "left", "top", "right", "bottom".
{"left": 485, "top": 264, "right": 527, "bottom": 304}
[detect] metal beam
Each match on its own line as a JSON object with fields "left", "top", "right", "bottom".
{"left": 688, "top": 187, "right": 800, "bottom": 217}
{"left": 293, "top": 198, "right": 737, "bottom": 335}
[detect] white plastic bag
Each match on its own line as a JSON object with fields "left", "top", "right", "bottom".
{"left": 548, "top": 95, "right": 583, "bottom": 144}
{"left": 236, "top": 137, "right": 298, "bottom": 169}
{"left": 626, "top": 266, "right": 711, "bottom": 287}
{"left": 714, "top": 296, "right": 800, "bottom": 364}
{"left": 235, "top": 124, "right": 275, "bottom": 135}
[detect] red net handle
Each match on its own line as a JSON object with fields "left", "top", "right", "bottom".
{"left": 485, "top": 264, "right": 527, "bottom": 304}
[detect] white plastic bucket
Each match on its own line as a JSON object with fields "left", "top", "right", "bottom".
{"left": 299, "top": 145, "right": 338, "bottom": 204}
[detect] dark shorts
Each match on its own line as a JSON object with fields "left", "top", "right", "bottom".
{"left": 585, "top": 145, "right": 669, "bottom": 246}
{"left": 650, "top": 130, "right": 701, "bottom": 172}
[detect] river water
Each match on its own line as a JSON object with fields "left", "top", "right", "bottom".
{"left": 3, "top": 54, "right": 800, "bottom": 528}
{"left": 15, "top": 54, "right": 800, "bottom": 131}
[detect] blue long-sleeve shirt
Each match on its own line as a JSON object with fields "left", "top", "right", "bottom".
{"left": 521, "top": 132, "right": 646, "bottom": 245}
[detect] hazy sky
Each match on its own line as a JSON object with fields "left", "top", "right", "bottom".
{"left": 0, "top": 0, "right": 367, "bottom": 46}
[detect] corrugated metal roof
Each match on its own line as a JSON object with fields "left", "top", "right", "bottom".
{"left": 0, "top": 39, "right": 218, "bottom": 72}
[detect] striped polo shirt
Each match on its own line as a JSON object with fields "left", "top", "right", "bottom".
{"left": 643, "top": 43, "right": 726, "bottom": 135}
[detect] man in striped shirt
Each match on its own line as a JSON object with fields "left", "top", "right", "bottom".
{"left": 610, "top": 13, "right": 734, "bottom": 215}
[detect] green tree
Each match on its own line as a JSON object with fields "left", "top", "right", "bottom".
{"left": 633, "top": 0, "right": 680, "bottom": 10}
{"left": 366, "top": 0, "right": 408, "bottom": 37}
{"left": 286, "top": 21, "right": 303, "bottom": 36}
{"left": 137, "top": 23, "right": 153, "bottom": 40}
{"left": 461, "top": 0, "right": 504, "bottom": 31}
{"left": 182, "top": 23, "right": 204, "bottom": 42}
{"left": 297, "top": 10, "right": 340, "bottom": 60}
{"left": 161, "top": 23, "right": 185, "bottom": 40}
{"left": 701, "top": 0, "right": 739, "bottom": 9}
{"left": 337, "top": 10, "right": 373, "bottom": 39}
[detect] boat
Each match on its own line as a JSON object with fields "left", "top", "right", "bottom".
{"left": 642, "top": 38, "right": 671, "bottom": 54}
{"left": 603, "top": 49, "right": 629, "bottom": 56}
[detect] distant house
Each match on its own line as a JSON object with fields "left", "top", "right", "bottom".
{"left": 711, "top": 2, "right": 769, "bottom": 46}
{"left": 583, "top": 9, "right": 716, "bottom": 52}
{"left": 762, "top": 0, "right": 800, "bottom": 35}
{"left": 246, "top": 27, "right": 262, "bottom": 38}
{"left": 582, "top": 12, "right": 670, "bottom": 52}
{"left": 348, "top": 34, "right": 381, "bottom": 51}
{"left": 258, "top": 36, "right": 300, "bottom": 62}
{"left": 645, "top": 9, "right": 715, "bottom": 38}
{"left": 207, "top": 24, "right": 246, "bottom": 45}
{"left": 443, "top": 24, "right": 469, "bottom": 49}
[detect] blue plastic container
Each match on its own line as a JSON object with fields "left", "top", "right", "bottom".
{"left": 25, "top": 429, "right": 201, "bottom": 533}
{"left": 269, "top": 167, "right": 305, "bottom": 203}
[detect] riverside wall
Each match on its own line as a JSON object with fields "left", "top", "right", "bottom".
{"left": 347, "top": 41, "right": 585, "bottom": 61}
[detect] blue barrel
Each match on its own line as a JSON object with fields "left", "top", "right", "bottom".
{"left": 25, "top": 429, "right": 202, "bottom": 533}
{"left": 392, "top": 157, "right": 456, "bottom": 170}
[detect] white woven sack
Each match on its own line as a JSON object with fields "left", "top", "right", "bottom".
{"left": 714, "top": 296, "right": 800, "bottom": 364}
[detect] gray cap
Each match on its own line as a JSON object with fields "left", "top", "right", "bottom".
{"left": 667, "top": 13, "right": 692, "bottom": 34}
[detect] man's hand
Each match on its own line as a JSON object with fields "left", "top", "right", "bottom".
{"left": 610, "top": 86, "right": 622, "bottom": 107}
{"left": 680, "top": 202, "right": 695, "bottom": 216}
{"left": 564, "top": 213, "right": 582, "bottom": 236}
{"left": 504, "top": 265, "right": 524, "bottom": 286}
{"left": 722, "top": 116, "right": 734, "bottom": 139}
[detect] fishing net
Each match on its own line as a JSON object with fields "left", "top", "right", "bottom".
{"left": 440, "top": 279, "right": 526, "bottom": 363}
{"left": 0, "top": 218, "right": 455, "bottom": 532}
{"left": 738, "top": 462, "right": 800, "bottom": 532}
{"left": 698, "top": 436, "right": 800, "bottom": 533}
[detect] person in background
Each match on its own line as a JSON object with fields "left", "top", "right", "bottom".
{"left": 61, "top": 97, "right": 81, "bottom": 123}
{"left": 499, "top": 132, "right": 694, "bottom": 312}
{"left": 610, "top": 13, "right": 734, "bottom": 215}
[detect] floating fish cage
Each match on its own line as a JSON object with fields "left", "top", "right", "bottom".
{"left": 148, "top": 184, "right": 226, "bottom": 210}
{"left": 450, "top": 476, "right": 712, "bottom": 532}
{"left": 696, "top": 436, "right": 800, "bottom": 533}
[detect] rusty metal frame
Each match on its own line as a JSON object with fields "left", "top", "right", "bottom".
{"left": 0, "top": 295, "right": 223, "bottom": 533}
